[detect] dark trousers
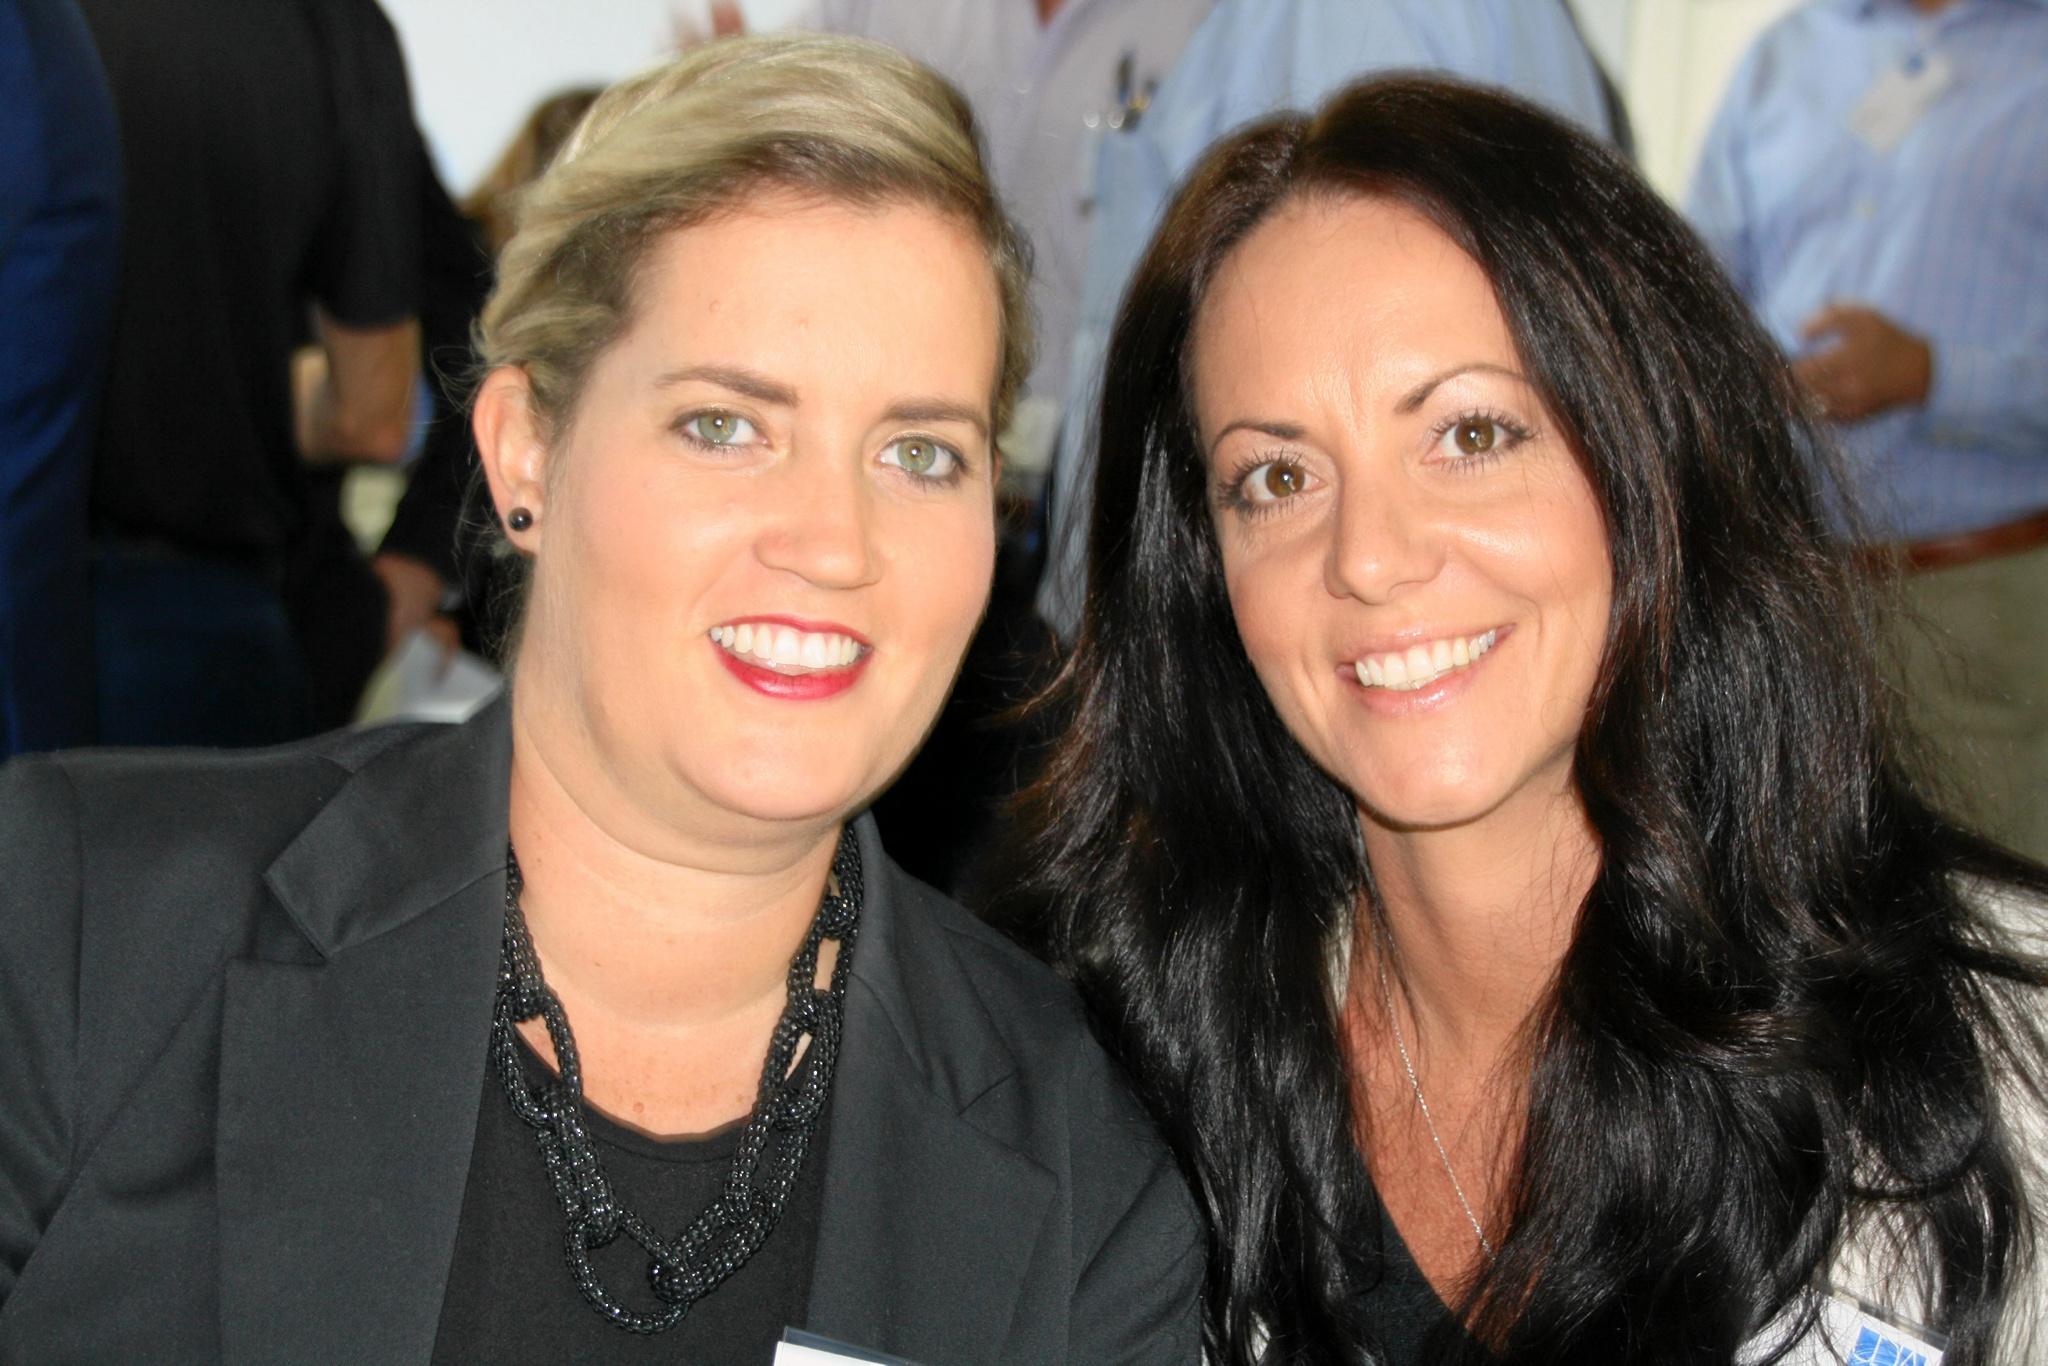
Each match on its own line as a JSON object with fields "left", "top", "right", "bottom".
{"left": 91, "top": 542, "right": 310, "bottom": 747}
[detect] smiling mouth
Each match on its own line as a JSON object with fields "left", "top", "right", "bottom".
{"left": 708, "top": 622, "right": 866, "bottom": 673}
{"left": 1353, "top": 629, "right": 1499, "bottom": 691}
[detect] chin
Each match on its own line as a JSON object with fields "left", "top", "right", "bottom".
{"left": 692, "top": 774, "right": 870, "bottom": 827}
{"left": 1339, "top": 755, "right": 1513, "bottom": 835}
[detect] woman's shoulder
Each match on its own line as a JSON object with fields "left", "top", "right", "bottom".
{"left": 863, "top": 850, "right": 1113, "bottom": 1076}
{"left": 1, "top": 720, "right": 430, "bottom": 835}
{"left": 0, "top": 718, "right": 473, "bottom": 991}
{"left": 858, "top": 837, "right": 1179, "bottom": 1159}
{"left": 856, "top": 847, "right": 1204, "bottom": 1353}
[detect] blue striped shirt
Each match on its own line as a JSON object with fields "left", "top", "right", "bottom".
{"left": 1039, "top": 0, "right": 1616, "bottom": 636}
{"left": 1689, "top": 0, "right": 2048, "bottom": 541}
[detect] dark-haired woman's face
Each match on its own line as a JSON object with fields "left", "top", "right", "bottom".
{"left": 1191, "top": 195, "right": 1609, "bottom": 836}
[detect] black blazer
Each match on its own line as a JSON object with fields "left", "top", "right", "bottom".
{"left": 0, "top": 698, "right": 1202, "bottom": 1363}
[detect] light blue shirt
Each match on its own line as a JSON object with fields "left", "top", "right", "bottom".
{"left": 1039, "top": 0, "right": 1618, "bottom": 636}
{"left": 1689, "top": 0, "right": 2048, "bottom": 542}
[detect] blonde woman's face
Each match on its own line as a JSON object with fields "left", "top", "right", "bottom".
{"left": 1192, "top": 195, "right": 1611, "bottom": 837}
{"left": 517, "top": 194, "right": 1001, "bottom": 829}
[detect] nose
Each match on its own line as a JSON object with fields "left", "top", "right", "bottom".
{"left": 754, "top": 452, "right": 881, "bottom": 590}
{"left": 1323, "top": 463, "right": 1443, "bottom": 603}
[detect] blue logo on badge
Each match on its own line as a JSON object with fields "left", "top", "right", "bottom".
{"left": 1850, "top": 1325, "right": 1931, "bottom": 1366}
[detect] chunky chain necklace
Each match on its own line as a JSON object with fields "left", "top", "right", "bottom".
{"left": 490, "top": 826, "right": 863, "bottom": 1334}
{"left": 1373, "top": 940, "right": 1497, "bottom": 1263}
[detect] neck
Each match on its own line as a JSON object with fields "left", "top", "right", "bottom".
{"left": 505, "top": 686, "right": 841, "bottom": 1034}
{"left": 1035, "top": 0, "right": 1066, "bottom": 25}
{"left": 1912, "top": 0, "right": 1956, "bottom": 13}
{"left": 1357, "top": 777, "right": 1597, "bottom": 1068}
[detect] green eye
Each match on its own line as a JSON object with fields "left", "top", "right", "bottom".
{"left": 882, "top": 436, "right": 960, "bottom": 480}
{"left": 683, "top": 411, "right": 758, "bottom": 446}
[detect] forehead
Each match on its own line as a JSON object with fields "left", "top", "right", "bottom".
{"left": 1190, "top": 194, "right": 1517, "bottom": 419}
{"left": 618, "top": 191, "right": 1001, "bottom": 394}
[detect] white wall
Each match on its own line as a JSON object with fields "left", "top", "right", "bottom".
{"left": 1626, "top": 0, "right": 1801, "bottom": 200}
{"left": 383, "top": 0, "right": 813, "bottom": 196}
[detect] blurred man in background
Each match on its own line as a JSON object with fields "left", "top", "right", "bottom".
{"left": 1690, "top": 0, "right": 2048, "bottom": 858}
{"left": 1038, "top": 0, "right": 1622, "bottom": 637}
{"left": 78, "top": 0, "right": 421, "bottom": 746}
{"left": 785, "top": 0, "right": 1214, "bottom": 481}
{"left": 0, "top": 0, "right": 120, "bottom": 759}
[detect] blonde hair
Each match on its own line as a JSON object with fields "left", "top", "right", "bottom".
{"left": 476, "top": 33, "right": 1034, "bottom": 440}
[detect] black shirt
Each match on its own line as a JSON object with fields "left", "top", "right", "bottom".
{"left": 1358, "top": 1185, "right": 1475, "bottom": 1365}
{"left": 78, "top": 0, "right": 419, "bottom": 556}
{"left": 431, "top": 1037, "right": 829, "bottom": 1365}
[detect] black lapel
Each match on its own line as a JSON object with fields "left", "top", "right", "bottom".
{"left": 804, "top": 818, "right": 1057, "bottom": 1363}
{"left": 217, "top": 699, "right": 511, "bottom": 1364}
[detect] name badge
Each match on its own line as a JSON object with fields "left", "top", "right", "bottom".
{"left": 1819, "top": 1290, "right": 1948, "bottom": 1366}
{"left": 774, "top": 1328, "right": 924, "bottom": 1366}
{"left": 1847, "top": 52, "right": 1954, "bottom": 154}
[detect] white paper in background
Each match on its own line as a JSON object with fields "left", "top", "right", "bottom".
{"left": 355, "top": 629, "right": 504, "bottom": 727}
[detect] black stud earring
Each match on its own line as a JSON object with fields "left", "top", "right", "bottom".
{"left": 508, "top": 506, "right": 534, "bottom": 532}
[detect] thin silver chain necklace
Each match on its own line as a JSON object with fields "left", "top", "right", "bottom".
{"left": 1372, "top": 941, "right": 1497, "bottom": 1263}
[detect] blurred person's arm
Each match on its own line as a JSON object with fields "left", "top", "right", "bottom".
{"left": 370, "top": 550, "right": 455, "bottom": 651}
{"left": 294, "top": 311, "right": 419, "bottom": 464}
{"left": 1685, "top": 48, "right": 1765, "bottom": 301}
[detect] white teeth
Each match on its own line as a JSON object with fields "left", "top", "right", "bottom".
{"left": 1353, "top": 629, "right": 1498, "bottom": 691}
{"left": 707, "top": 622, "right": 864, "bottom": 672}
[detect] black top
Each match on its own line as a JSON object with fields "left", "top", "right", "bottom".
{"left": 431, "top": 1038, "right": 828, "bottom": 1363}
{"left": 77, "top": 0, "right": 419, "bottom": 556}
{"left": 1358, "top": 1190, "right": 1469, "bottom": 1365}
{"left": 0, "top": 698, "right": 1202, "bottom": 1362}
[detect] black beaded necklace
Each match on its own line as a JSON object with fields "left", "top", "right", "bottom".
{"left": 489, "top": 825, "right": 863, "bottom": 1335}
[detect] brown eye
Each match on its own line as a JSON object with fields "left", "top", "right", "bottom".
{"left": 1453, "top": 418, "right": 1497, "bottom": 455}
{"left": 1262, "top": 462, "right": 1305, "bottom": 498}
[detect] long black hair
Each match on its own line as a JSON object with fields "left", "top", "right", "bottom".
{"left": 998, "top": 77, "right": 2048, "bottom": 1363}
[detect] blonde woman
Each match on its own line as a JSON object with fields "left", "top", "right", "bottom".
{"left": 0, "top": 36, "right": 1201, "bottom": 1363}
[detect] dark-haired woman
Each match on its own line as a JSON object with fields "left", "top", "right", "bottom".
{"left": 1008, "top": 76, "right": 2048, "bottom": 1363}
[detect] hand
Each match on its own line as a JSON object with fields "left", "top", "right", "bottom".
{"left": 372, "top": 553, "right": 458, "bottom": 655}
{"left": 669, "top": 0, "right": 745, "bottom": 50}
{"left": 1793, "top": 303, "right": 1932, "bottom": 422}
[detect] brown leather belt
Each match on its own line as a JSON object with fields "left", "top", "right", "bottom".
{"left": 1870, "top": 508, "right": 2048, "bottom": 574}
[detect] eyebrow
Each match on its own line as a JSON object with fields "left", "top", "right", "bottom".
{"left": 1209, "top": 418, "right": 1306, "bottom": 454}
{"left": 655, "top": 364, "right": 989, "bottom": 440}
{"left": 656, "top": 363, "right": 798, "bottom": 407}
{"left": 881, "top": 399, "right": 989, "bottom": 441}
{"left": 1395, "top": 362, "right": 1527, "bottom": 413}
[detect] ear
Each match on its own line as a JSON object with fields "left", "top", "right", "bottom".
{"left": 473, "top": 365, "right": 550, "bottom": 551}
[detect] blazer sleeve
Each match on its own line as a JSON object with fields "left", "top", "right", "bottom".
{"left": 1066, "top": 1054, "right": 1206, "bottom": 1363}
{"left": 0, "top": 758, "right": 83, "bottom": 1306}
